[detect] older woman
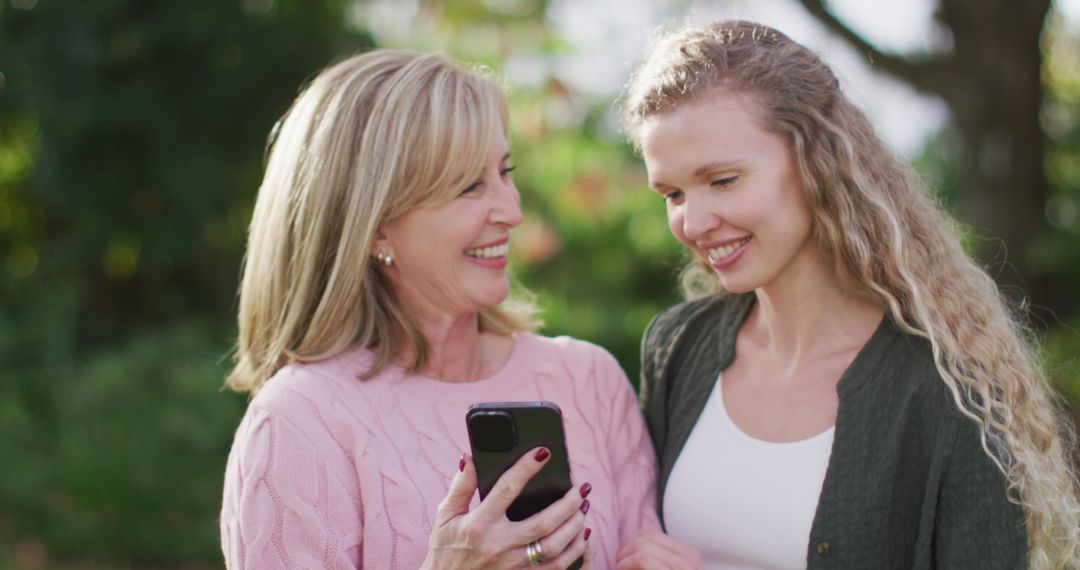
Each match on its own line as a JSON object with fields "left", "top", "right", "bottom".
{"left": 219, "top": 50, "right": 658, "bottom": 569}
{"left": 616, "top": 20, "right": 1080, "bottom": 570}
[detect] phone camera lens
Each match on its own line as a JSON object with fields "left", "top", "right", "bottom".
{"left": 469, "top": 411, "right": 517, "bottom": 452}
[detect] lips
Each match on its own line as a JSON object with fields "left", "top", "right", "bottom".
{"left": 707, "top": 236, "right": 751, "bottom": 262}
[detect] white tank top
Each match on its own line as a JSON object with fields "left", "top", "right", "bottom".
{"left": 663, "top": 373, "right": 834, "bottom": 570}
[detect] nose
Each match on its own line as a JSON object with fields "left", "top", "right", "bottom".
{"left": 491, "top": 177, "right": 523, "bottom": 228}
{"left": 679, "top": 193, "right": 720, "bottom": 241}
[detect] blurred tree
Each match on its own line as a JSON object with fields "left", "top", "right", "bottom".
{"left": 0, "top": 0, "right": 372, "bottom": 350}
{"left": 0, "top": 0, "right": 372, "bottom": 565}
{"left": 1038, "top": 12, "right": 1080, "bottom": 403}
{"left": 797, "top": 0, "right": 1067, "bottom": 324}
{"left": 1039, "top": 11, "right": 1080, "bottom": 292}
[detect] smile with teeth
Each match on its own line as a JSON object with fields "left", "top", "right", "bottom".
{"left": 707, "top": 237, "right": 751, "bottom": 261}
{"left": 465, "top": 242, "right": 509, "bottom": 259}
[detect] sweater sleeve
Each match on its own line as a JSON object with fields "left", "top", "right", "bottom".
{"left": 933, "top": 414, "right": 1027, "bottom": 568}
{"left": 220, "top": 384, "right": 363, "bottom": 569}
{"left": 591, "top": 346, "right": 662, "bottom": 542}
{"left": 639, "top": 311, "right": 669, "bottom": 456}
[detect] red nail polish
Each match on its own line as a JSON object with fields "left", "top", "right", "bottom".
{"left": 580, "top": 499, "right": 590, "bottom": 515}
{"left": 459, "top": 454, "right": 466, "bottom": 472}
{"left": 584, "top": 528, "right": 592, "bottom": 542}
{"left": 534, "top": 447, "right": 550, "bottom": 462}
{"left": 579, "top": 482, "right": 592, "bottom": 498}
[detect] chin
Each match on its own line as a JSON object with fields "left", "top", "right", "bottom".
{"left": 720, "top": 283, "right": 756, "bottom": 295}
{"left": 474, "top": 284, "right": 511, "bottom": 311}
{"left": 715, "top": 273, "right": 758, "bottom": 295}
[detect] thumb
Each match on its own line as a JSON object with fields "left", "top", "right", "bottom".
{"left": 435, "top": 453, "right": 478, "bottom": 526}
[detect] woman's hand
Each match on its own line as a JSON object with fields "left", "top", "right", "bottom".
{"left": 615, "top": 530, "right": 702, "bottom": 570}
{"left": 421, "top": 448, "right": 591, "bottom": 569}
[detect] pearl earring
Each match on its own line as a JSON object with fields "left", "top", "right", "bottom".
{"left": 375, "top": 252, "right": 393, "bottom": 267}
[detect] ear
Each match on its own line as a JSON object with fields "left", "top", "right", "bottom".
{"left": 369, "top": 227, "right": 392, "bottom": 260}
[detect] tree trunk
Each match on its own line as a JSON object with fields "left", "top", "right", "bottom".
{"left": 937, "top": 0, "right": 1053, "bottom": 323}
{"left": 797, "top": 0, "right": 1058, "bottom": 326}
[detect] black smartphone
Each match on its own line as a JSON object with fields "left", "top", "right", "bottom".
{"left": 466, "top": 402, "right": 583, "bottom": 569}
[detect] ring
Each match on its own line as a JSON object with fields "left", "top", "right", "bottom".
{"left": 525, "top": 539, "right": 547, "bottom": 566}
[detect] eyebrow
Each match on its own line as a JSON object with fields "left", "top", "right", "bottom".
{"left": 692, "top": 160, "right": 743, "bottom": 177}
{"left": 650, "top": 160, "right": 744, "bottom": 190}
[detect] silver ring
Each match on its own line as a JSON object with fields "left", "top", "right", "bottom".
{"left": 525, "top": 539, "right": 546, "bottom": 566}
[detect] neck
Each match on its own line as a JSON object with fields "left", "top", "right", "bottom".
{"left": 748, "top": 252, "right": 883, "bottom": 363}
{"left": 389, "top": 276, "right": 493, "bottom": 383}
{"left": 404, "top": 311, "right": 487, "bottom": 383}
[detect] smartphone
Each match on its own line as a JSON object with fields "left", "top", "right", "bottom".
{"left": 466, "top": 402, "right": 584, "bottom": 568}
{"left": 466, "top": 401, "right": 573, "bottom": 520}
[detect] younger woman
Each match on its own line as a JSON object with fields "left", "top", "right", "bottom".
{"left": 617, "top": 20, "right": 1080, "bottom": 569}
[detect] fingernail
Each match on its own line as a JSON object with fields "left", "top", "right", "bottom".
{"left": 584, "top": 528, "right": 592, "bottom": 542}
{"left": 459, "top": 454, "right": 466, "bottom": 472}
{"left": 580, "top": 499, "right": 590, "bottom": 515}
{"left": 579, "top": 482, "right": 592, "bottom": 498}
{"left": 533, "top": 447, "right": 550, "bottom": 462}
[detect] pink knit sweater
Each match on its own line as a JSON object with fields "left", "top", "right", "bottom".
{"left": 220, "top": 333, "right": 660, "bottom": 569}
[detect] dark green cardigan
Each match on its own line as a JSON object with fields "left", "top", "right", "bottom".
{"left": 640, "top": 294, "right": 1027, "bottom": 569}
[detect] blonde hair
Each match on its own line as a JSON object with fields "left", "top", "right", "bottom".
{"left": 624, "top": 20, "right": 1080, "bottom": 567}
{"left": 228, "top": 50, "right": 539, "bottom": 395}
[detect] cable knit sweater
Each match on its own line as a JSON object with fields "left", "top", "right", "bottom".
{"left": 220, "top": 333, "right": 660, "bottom": 569}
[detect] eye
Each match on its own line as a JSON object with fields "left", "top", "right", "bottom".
{"left": 459, "top": 182, "right": 481, "bottom": 196}
{"left": 500, "top": 165, "right": 516, "bottom": 178}
{"left": 663, "top": 190, "right": 684, "bottom": 205}
{"left": 711, "top": 176, "right": 739, "bottom": 188}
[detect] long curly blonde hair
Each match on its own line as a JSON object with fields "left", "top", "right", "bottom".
{"left": 228, "top": 50, "right": 538, "bottom": 394}
{"left": 623, "top": 20, "right": 1080, "bottom": 567}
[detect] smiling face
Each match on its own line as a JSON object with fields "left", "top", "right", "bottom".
{"left": 639, "top": 91, "right": 821, "bottom": 295}
{"left": 376, "top": 128, "right": 522, "bottom": 320}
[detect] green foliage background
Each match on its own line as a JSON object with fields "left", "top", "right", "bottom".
{"left": 0, "top": 1, "right": 1077, "bottom": 568}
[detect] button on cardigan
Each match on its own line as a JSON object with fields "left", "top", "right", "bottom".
{"left": 640, "top": 294, "right": 1027, "bottom": 569}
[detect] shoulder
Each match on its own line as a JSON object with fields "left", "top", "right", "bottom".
{"left": 643, "top": 296, "right": 722, "bottom": 346}
{"left": 241, "top": 346, "right": 390, "bottom": 448}
{"left": 641, "top": 293, "right": 751, "bottom": 378}
{"left": 843, "top": 319, "right": 968, "bottom": 434}
{"left": 524, "top": 333, "right": 625, "bottom": 379}
{"left": 253, "top": 347, "right": 372, "bottom": 412}
{"left": 879, "top": 322, "right": 955, "bottom": 410}
{"left": 519, "top": 333, "right": 633, "bottom": 401}
{"left": 644, "top": 294, "right": 750, "bottom": 347}
{"left": 222, "top": 356, "right": 370, "bottom": 567}
{"left": 537, "top": 333, "right": 617, "bottom": 362}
